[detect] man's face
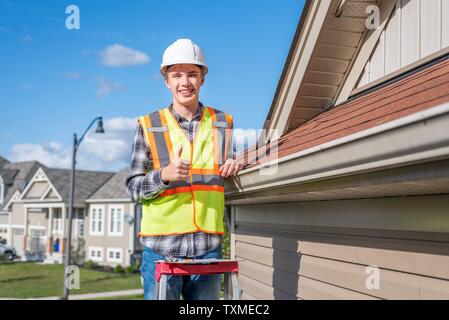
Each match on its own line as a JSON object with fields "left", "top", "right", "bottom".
{"left": 164, "top": 64, "right": 204, "bottom": 106}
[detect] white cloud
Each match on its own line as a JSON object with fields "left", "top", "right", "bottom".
{"left": 9, "top": 117, "right": 137, "bottom": 172}
{"left": 100, "top": 44, "right": 149, "bottom": 67}
{"left": 10, "top": 142, "right": 71, "bottom": 169}
{"left": 96, "top": 76, "right": 125, "bottom": 97}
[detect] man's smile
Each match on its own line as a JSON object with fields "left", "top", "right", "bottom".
{"left": 179, "top": 89, "right": 194, "bottom": 97}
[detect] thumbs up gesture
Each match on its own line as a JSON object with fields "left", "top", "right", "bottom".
{"left": 161, "top": 144, "right": 191, "bottom": 183}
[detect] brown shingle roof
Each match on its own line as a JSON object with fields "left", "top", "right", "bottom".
{"left": 241, "top": 57, "right": 449, "bottom": 169}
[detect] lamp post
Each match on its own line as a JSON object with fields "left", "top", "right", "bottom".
{"left": 62, "top": 116, "right": 105, "bottom": 300}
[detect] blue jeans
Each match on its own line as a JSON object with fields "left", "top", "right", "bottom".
{"left": 141, "top": 245, "right": 222, "bottom": 300}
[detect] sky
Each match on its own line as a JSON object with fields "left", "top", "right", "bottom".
{"left": 0, "top": 0, "right": 305, "bottom": 172}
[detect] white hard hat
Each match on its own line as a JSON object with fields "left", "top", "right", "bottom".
{"left": 160, "top": 38, "right": 208, "bottom": 75}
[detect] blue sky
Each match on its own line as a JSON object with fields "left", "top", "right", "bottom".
{"left": 0, "top": 0, "right": 304, "bottom": 171}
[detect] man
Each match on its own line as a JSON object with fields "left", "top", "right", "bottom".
{"left": 126, "top": 39, "right": 241, "bottom": 300}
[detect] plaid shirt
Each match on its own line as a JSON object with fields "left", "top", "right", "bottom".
{"left": 125, "top": 102, "right": 223, "bottom": 258}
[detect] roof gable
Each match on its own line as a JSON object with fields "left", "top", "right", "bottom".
{"left": 265, "top": 0, "right": 380, "bottom": 138}
{"left": 1, "top": 161, "right": 44, "bottom": 210}
{"left": 19, "top": 167, "right": 62, "bottom": 202}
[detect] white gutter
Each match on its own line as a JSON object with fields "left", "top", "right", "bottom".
{"left": 227, "top": 102, "right": 449, "bottom": 195}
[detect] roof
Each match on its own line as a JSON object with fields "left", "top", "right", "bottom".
{"left": 0, "top": 169, "right": 19, "bottom": 185}
{"left": 43, "top": 167, "right": 115, "bottom": 202}
{"left": 1, "top": 161, "right": 43, "bottom": 209}
{"left": 264, "top": 0, "right": 380, "bottom": 136}
{"left": 242, "top": 56, "right": 449, "bottom": 168}
{"left": 0, "top": 156, "right": 10, "bottom": 169}
{"left": 88, "top": 168, "right": 130, "bottom": 200}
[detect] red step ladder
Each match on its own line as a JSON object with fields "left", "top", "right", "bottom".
{"left": 154, "top": 259, "right": 241, "bottom": 300}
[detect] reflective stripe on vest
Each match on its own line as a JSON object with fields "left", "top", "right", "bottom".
{"left": 138, "top": 106, "right": 233, "bottom": 236}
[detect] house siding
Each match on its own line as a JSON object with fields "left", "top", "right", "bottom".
{"left": 84, "top": 202, "right": 134, "bottom": 266}
{"left": 233, "top": 194, "right": 449, "bottom": 300}
{"left": 0, "top": 214, "right": 8, "bottom": 225}
{"left": 358, "top": 0, "right": 449, "bottom": 88}
{"left": 10, "top": 203, "right": 26, "bottom": 226}
{"left": 28, "top": 212, "right": 47, "bottom": 229}
{"left": 23, "top": 181, "right": 49, "bottom": 199}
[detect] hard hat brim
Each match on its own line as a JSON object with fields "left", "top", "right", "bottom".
{"left": 160, "top": 63, "right": 208, "bottom": 76}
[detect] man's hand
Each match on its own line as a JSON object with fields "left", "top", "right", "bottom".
{"left": 219, "top": 158, "right": 242, "bottom": 177}
{"left": 161, "top": 145, "right": 191, "bottom": 183}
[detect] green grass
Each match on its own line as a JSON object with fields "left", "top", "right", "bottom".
{"left": 90, "top": 294, "right": 144, "bottom": 300}
{"left": 0, "top": 262, "right": 142, "bottom": 299}
{"left": 0, "top": 225, "right": 231, "bottom": 299}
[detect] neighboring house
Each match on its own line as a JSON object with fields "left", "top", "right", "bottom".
{"left": 7, "top": 166, "right": 115, "bottom": 263}
{"left": 226, "top": 0, "right": 449, "bottom": 299}
{"left": 85, "top": 169, "right": 143, "bottom": 267}
{"left": 0, "top": 159, "right": 44, "bottom": 248}
{"left": 0, "top": 160, "right": 140, "bottom": 267}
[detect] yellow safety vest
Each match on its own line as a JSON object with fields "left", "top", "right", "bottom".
{"left": 138, "top": 105, "right": 234, "bottom": 236}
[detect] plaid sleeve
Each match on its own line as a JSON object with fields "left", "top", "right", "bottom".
{"left": 125, "top": 123, "right": 169, "bottom": 202}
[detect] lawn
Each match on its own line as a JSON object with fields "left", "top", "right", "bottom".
{"left": 0, "top": 226, "right": 231, "bottom": 299}
{"left": 91, "top": 294, "right": 144, "bottom": 300}
{"left": 0, "top": 262, "right": 142, "bottom": 299}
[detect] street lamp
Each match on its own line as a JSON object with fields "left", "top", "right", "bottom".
{"left": 62, "top": 116, "right": 105, "bottom": 300}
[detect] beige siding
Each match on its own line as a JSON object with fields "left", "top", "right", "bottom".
{"left": 358, "top": 0, "right": 449, "bottom": 88}
{"left": 10, "top": 203, "right": 26, "bottom": 225}
{"left": 233, "top": 194, "right": 449, "bottom": 300}
{"left": 28, "top": 212, "right": 47, "bottom": 229}
{"left": 84, "top": 203, "right": 133, "bottom": 266}
{"left": 45, "top": 189, "right": 59, "bottom": 200}
{"left": 0, "top": 213, "right": 8, "bottom": 225}
{"left": 23, "top": 182, "right": 49, "bottom": 199}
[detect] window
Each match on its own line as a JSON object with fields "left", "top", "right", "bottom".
{"left": 76, "top": 208, "right": 85, "bottom": 238}
{"left": 0, "top": 228, "right": 7, "bottom": 235}
{"left": 30, "top": 228, "right": 46, "bottom": 237}
{"left": 77, "top": 220, "right": 84, "bottom": 238}
{"left": 76, "top": 208, "right": 85, "bottom": 220}
{"left": 108, "top": 206, "right": 124, "bottom": 236}
{"left": 52, "top": 208, "right": 62, "bottom": 236}
{"left": 88, "top": 246, "right": 103, "bottom": 262}
{"left": 13, "top": 228, "right": 24, "bottom": 236}
{"left": 106, "top": 248, "right": 122, "bottom": 263}
{"left": 90, "top": 206, "right": 104, "bottom": 236}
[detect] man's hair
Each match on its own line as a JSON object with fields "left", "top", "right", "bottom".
{"left": 163, "top": 64, "right": 206, "bottom": 80}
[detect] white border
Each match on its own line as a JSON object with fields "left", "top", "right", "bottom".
{"left": 88, "top": 246, "right": 103, "bottom": 262}
{"left": 108, "top": 205, "right": 124, "bottom": 237}
{"left": 106, "top": 247, "right": 123, "bottom": 264}
{"left": 89, "top": 205, "right": 105, "bottom": 236}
